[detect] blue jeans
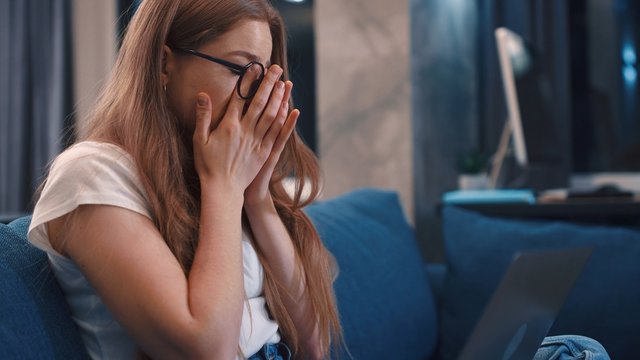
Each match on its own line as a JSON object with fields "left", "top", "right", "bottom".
{"left": 533, "top": 335, "right": 611, "bottom": 360}
{"left": 247, "top": 342, "right": 292, "bottom": 360}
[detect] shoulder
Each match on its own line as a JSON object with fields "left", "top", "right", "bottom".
{"left": 29, "top": 141, "right": 153, "bottom": 255}
{"left": 47, "top": 141, "right": 144, "bottom": 195}
{"left": 43, "top": 140, "right": 150, "bottom": 209}
{"left": 52, "top": 141, "right": 136, "bottom": 175}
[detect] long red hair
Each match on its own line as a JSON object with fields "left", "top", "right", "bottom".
{"left": 77, "top": 0, "right": 342, "bottom": 358}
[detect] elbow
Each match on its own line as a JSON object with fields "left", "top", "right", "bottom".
{"left": 187, "top": 330, "right": 240, "bottom": 360}
{"left": 307, "top": 347, "right": 327, "bottom": 360}
{"left": 303, "top": 337, "right": 328, "bottom": 360}
{"left": 185, "top": 347, "right": 233, "bottom": 360}
{"left": 179, "top": 339, "right": 238, "bottom": 360}
{"left": 162, "top": 321, "right": 240, "bottom": 360}
{"left": 307, "top": 349, "right": 326, "bottom": 360}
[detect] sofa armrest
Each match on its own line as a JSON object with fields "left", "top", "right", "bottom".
{"left": 0, "top": 216, "right": 89, "bottom": 359}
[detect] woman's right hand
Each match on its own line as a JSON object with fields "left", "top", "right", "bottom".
{"left": 193, "top": 65, "right": 287, "bottom": 193}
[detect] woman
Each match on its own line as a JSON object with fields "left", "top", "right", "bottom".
{"left": 26, "top": 0, "right": 614, "bottom": 359}
{"left": 28, "top": 0, "right": 340, "bottom": 359}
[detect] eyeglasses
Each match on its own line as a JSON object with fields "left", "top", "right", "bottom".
{"left": 172, "top": 47, "right": 265, "bottom": 99}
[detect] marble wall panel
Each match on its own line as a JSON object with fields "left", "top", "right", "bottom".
{"left": 73, "top": 0, "right": 117, "bottom": 135}
{"left": 315, "top": 0, "right": 413, "bottom": 219}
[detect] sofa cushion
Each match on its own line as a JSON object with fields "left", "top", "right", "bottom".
{"left": 306, "top": 189, "right": 437, "bottom": 360}
{"left": 439, "top": 206, "right": 640, "bottom": 360}
{"left": 0, "top": 217, "right": 89, "bottom": 359}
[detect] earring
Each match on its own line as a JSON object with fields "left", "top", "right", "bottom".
{"left": 163, "top": 84, "right": 167, "bottom": 93}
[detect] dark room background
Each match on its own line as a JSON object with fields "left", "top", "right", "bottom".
{"left": 412, "top": 0, "right": 640, "bottom": 261}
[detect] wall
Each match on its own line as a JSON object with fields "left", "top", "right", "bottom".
{"left": 72, "top": 0, "right": 117, "bottom": 134}
{"left": 72, "top": 0, "right": 416, "bottom": 225}
{"left": 315, "top": 0, "right": 413, "bottom": 219}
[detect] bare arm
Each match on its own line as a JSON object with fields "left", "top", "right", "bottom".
{"left": 46, "top": 65, "right": 288, "bottom": 359}
{"left": 244, "top": 199, "right": 325, "bottom": 359}
{"left": 48, "top": 183, "right": 245, "bottom": 359}
{"left": 239, "top": 75, "right": 323, "bottom": 357}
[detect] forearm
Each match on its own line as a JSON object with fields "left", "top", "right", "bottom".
{"left": 187, "top": 183, "right": 245, "bottom": 356}
{"left": 244, "top": 197, "right": 322, "bottom": 357}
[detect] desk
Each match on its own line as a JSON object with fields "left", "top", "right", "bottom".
{"left": 451, "top": 199, "right": 640, "bottom": 227}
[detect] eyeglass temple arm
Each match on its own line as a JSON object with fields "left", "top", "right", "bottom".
{"left": 172, "top": 48, "right": 245, "bottom": 74}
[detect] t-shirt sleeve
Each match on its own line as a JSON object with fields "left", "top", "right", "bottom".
{"left": 28, "top": 143, "right": 153, "bottom": 257}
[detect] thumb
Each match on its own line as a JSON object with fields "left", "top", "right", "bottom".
{"left": 194, "top": 93, "right": 212, "bottom": 143}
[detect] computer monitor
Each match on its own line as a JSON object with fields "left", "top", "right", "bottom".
{"left": 495, "top": 27, "right": 529, "bottom": 167}
{"left": 490, "top": 27, "right": 567, "bottom": 190}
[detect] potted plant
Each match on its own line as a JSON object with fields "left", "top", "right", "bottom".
{"left": 457, "top": 150, "right": 490, "bottom": 190}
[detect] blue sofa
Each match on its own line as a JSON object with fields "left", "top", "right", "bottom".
{"left": 1, "top": 188, "right": 639, "bottom": 359}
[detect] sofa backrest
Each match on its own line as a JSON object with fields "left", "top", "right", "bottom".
{"left": 0, "top": 189, "right": 438, "bottom": 360}
{"left": 438, "top": 206, "right": 640, "bottom": 360}
{"left": 0, "top": 217, "right": 89, "bottom": 359}
{"left": 306, "top": 189, "right": 438, "bottom": 360}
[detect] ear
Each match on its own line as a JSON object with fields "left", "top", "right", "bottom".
{"left": 161, "top": 45, "right": 175, "bottom": 87}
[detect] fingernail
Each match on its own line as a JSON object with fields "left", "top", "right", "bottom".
{"left": 197, "top": 94, "right": 208, "bottom": 106}
{"left": 277, "top": 81, "right": 284, "bottom": 89}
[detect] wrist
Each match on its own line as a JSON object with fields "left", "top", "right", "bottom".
{"left": 244, "top": 194, "right": 276, "bottom": 218}
{"left": 244, "top": 191, "right": 274, "bottom": 209}
{"left": 200, "top": 175, "right": 241, "bottom": 192}
{"left": 200, "top": 179, "right": 244, "bottom": 204}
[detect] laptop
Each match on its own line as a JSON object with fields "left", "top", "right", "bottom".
{"left": 458, "top": 247, "right": 593, "bottom": 360}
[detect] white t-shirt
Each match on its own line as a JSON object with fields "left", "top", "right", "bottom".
{"left": 28, "top": 141, "right": 280, "bottom": 359}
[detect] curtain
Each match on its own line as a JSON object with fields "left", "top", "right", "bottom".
{"left": 0, "top": 0, "right": 73, "bottom": 215}
{"left": 411, "top": 0, "right": 481, "bottom": 262}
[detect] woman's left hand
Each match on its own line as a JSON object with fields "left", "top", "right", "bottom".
{"left": 244, "top": 81, "right": 299, "bottom": 207}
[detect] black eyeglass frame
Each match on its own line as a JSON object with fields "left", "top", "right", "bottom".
{"left": 172, "top": 47, "right": 265, "bottom": 99}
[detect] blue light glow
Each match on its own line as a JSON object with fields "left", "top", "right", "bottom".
{"left": 623, "top": 65, "right": 637, "bottom": 85}
{"left": 622, "top": 45, "right": 637, "bottom": 65}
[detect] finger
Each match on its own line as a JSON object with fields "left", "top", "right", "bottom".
{"left": 254, "top": 80, "right": 286, "bottom": 139}
{"left": 220, "top": 86, "right": 246, "bottom": 125}
{"left": 262, "top": 99, "right": 290, "bottom": 148}
{"left": 258, "top": 81, "right": 292, "bottom": 142}
{"left": 244, "top": 65, "right": 284, "bottom": 128}
{"left": 260, "top": 110, "right": 299, "bottom": 173}
{"left": 267, "top": 108, "right": 299, "bottom": 157}
{"left": 281, "top": 80, "right": 293, "bottom": 107}
{"left": 274, "top": 109, "right": 300, "bottom": 153}
{"left": 194, "top": 93, "right": 212, "bottom": 144}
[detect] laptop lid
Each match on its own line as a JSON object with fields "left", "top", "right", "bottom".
{"left": 458, "top": 247, "right": 593, "bottom": 360}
